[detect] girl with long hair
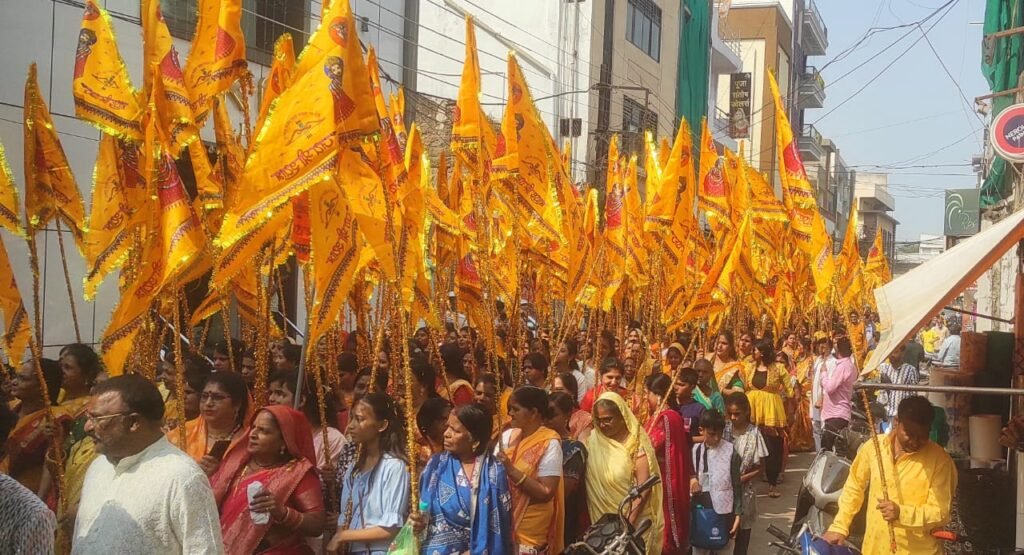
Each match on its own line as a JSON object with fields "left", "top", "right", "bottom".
{"left": 742, "top": 340, "right": 792, "bottom": 498}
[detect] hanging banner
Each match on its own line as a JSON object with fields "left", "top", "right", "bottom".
{"left": 991, "top": 102, "right": 1024, "bottom": 162}
{"left": 729, "top": 72, "right": 751, "bottom": 139}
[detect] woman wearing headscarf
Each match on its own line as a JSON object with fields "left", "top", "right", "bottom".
{"left": 414, "top": 404, "right": 513, "bottom": 555}
{"left": 211, "top": 405, "right": 325, "bottom": 554}
{"left": 585, "top": 392, "right": 664, "bottom": 555}
{"left": 644, "top": 374, "right": 694, "bottom": 554}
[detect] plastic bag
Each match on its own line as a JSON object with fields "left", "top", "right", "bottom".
{"left": 386, "top": 522, "right": 419, "bottom": 555}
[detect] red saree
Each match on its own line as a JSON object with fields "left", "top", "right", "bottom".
{"left": 212, "top": 406, "right": 323, "bottom": 555}
{"left": 0, "top": 406, "right": 66, "bottom": 508}
{"left": 645, "top": 409, "right": 694, "bottom": 555}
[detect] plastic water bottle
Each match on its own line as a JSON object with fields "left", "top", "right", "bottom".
{"left": 248, "top": 481, "right": 270, "bottom": 524}
{"left": 417, "top": 500, "right": 430, "bottom": 542}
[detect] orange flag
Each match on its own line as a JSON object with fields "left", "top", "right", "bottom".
{"left": 214, "top": 0, "right": 376, "bottom": 265}
{"left": 0, "top": 142, "right": 23, "bottom": 236}
{"left": 697, "top": 119, "right": 730, "bottom": 239}
{"left": 389, "top": 88, "right": 408, "bottom": 146}
{"left": 451, "top": 16, "right": 496, "bottom": 175}
{"left": 491, "top": 54, "right": 562, "bottom": 242}
{"left": 73, "top": 0, "right": 143, "bottom": 140}
{"left": 623, "top": 155, "right": 649, "bottom": 287}
{"left": 646, "top": 121, "right": 695, "bottom": 233}
{"left": 84, "top": 135, "right": 147, "bottom": 300}
{"left": 0, "top": 234, "right": 31, "bottom": 365}
{"left": 254, "top": 34, "right": 296, "bottom": 138}
{"left": 864, "top": 226, "right": 891, "bottom": 289}
{"left": 767, "top": 71, "right": 816, "bottom": 249}
{"left": 668, "top": 219, "right": 743, "bottom": 332}
{"left": 142, "top": 0, "right": 197, "bottom": 153}
{"left": 306, "top": 176, "right": 360, "bottom": 348}
{"left": 837, "top": 211, "right": 865, "bottom": 309}
{"left": 24, "top": 64, "right": 87, "bottom": 251}
{"left": 601, "top": 136, "right": 626, "bottom": 310}
{"left": 183, "top": 0, "right": 247, "bottom": 124}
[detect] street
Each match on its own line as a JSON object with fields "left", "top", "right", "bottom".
{"left": 748, "top": 452, "right": 817, "bottom": 552}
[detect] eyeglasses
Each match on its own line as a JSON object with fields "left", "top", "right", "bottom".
{"left": 86, "top": 411, "right": 134, "bottom": 424}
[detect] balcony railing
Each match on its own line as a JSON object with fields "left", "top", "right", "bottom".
{"left": 799, "top": 124, "right": 824, "bottom": 162}
{"left": 798, "top": 66, "right": 826, "bottom": 108}
{"left": 802, "top": 0, "right": 829, "bottom": 56}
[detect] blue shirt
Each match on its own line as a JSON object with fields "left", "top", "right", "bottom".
{"left": 337, "top": 453, "right": 411, "bottom": 554}
{"left": 679, "top": 400, "right": 706, "bottom": 439}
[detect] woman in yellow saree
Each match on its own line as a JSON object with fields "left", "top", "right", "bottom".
{"left": 710, "top": 331, "right": 745, "bottom": 396}
{"left": 788, "top": 337, "right": 815, "bottom": 452}
{"left": 496, "top": 386, "right": 565, "bottom": 554}
{"left": 585, "top": 392, "right": 665, "bottom": 555}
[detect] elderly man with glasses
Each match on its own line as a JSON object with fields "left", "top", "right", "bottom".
{"left": 72, "top": 374, "right": 224, "bottom": 554}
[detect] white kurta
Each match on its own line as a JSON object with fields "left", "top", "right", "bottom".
{"left": 73, "top": 436, "right": 224, "bottom": 555}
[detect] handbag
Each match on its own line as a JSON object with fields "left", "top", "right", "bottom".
{"left": 689, "top": 445, "right": 730, "bottom": 550}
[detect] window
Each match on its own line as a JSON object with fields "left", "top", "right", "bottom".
{"left": 626, "top": 0, "right": 662, "bottom": 61}
{"left": 161, "top": 0, "right": 310, "bottom": 66}
{"left": 621, "top": 96, "right": 657, "bottom": 154}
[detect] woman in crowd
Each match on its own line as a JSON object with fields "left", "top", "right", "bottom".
{"left": 416, "top": 397, "right": 452, "bottom": 466}
{"left": 439, "top": 343, "right": 476, "bottom": 406}
{"left": 414, "top": 404, "right": 513, "bottom": 555}
{"left": 743, "top": 340, "right": 792, "bottom": 498}
{"left": 327, "top": 392, "right": 410, "bottom": 555}
{"left": 173, "top": 371, "right": 251, "bottom": 470}
{"left": 693, "top": 359, "right": 725, "bottom": 413}
{"left": 548, "top": 391, "right": 589, "bottom": 546}
{"left": 212, "top": 338, "right": 246, "bottom": 373}
{"left": 211, "top": 405, "right": 325, "bottom": 554}
{"left": 579, "top": 358, "right": 626, "bottom": 412}
{"left": 737, "top": 331, "right": 756, "bottom": 363}
{"left": 710, "top": 332, "right": 745, "bottom": 396}
{"left": 644, "top": 374, "right": 693, "bottom": 554}
{"left": 495, "top": 386, "right": 564, "bottom": 554}
{"left": 724, "top": 392, "right": 769, "bottom": 555}
{"left": 473, "top": 374, "right": 504, "bottom": 439}
{"left": 552, "top": 372, "right": 592, "bottom": 441}
{"left": 267, "top": 369, "right": 347, "bottom": 471}
{"left": 788, "top": 337, "right": 815, "bottom": 452}
{"left": 1, "top": 358, "right": 63, "bottom": 506}
{"left": 553, "top": 338, "right": 587, "bottom": 401}
{"left": 586, "top": 392, "right": 664, "bottom": 555}
{"left": 55, "top": 344, "right": 103, "bottom": 550}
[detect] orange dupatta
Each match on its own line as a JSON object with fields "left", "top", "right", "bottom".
{"left": 503, "top": 426, "right": 564, "bottom": 553}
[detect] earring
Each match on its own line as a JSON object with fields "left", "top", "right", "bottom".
{"left": 472, "top": 442, "right": 480, "bottom": 451}
{"left": 280, "top": 446, "right": 287, "bottom": 455}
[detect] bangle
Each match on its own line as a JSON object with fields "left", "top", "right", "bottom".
{"left": 514, "top": 472, "right": 528, "bottom": 486}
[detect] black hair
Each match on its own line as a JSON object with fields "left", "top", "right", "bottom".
{"left": 717, "top": 330, "right": 737, "bottom": 358}
{"left": 356, "top": 367, "right": 389, "bottom": 393}
{"left": 416, "top": 396, "right": 452, "bottom": 437}
{"left": 0, "top": 400, "right": 18, "bottom": 446}
{"left": 897, "top": 396, "right": 935, "bottom": 428}
{"left": 511, "top": 386, "right": 553, "bottom": 419}
{"left": 205, "top": 371, "right": 249, "bottom": 428}
{"left": 693, "top": 358, "right": 713, "bottom": 372}
{"left": 34, "top": 358, "right": 63, "bottom": 406}
{"left": 755, "top": 339, "right": 776, "bottom": 363}
{"left": 555, "top": 372, "right": 580, "bottom": 402}
{"left": 562, "top": 338, "right": 579, "bottom": 359}
{"left": 724, "top": 391, "right": 751, "bottom": 414}
{"left": 440, "top": 343, "right": 471, "bottom": 382}
{"left": 343, "top": 329, "right": 363, "bottom": 352}
{"left": 455, "top": 404, "right": 493, "bottom": 456}
{"left": 645, "top": 373, "right": 678, "bottom": 410}
{"left": 337, "top": 352, "right": 359, "bottom": 375}
{"left": 410, "top": 358, "right": 439, "bottom": 396}
{"left": 699, "top": 408, "right": 726, "bottom": 433}
{"left": 213, "top": 338, "right": 246, "bottom": 368}
{"left": 600, "top": 357, "right": 624, "bottom": 375}
{"left": 800, "top": 336, "right": 812, "bottom": 350}
{"left": 599, "top": 329, "right": 616, "bottom": 354}
{"left": 835, "top": 337, "right": 853, "bottom": 357}
{"left": 268, "top": 369, "right": 339, "bottom": 428}
{"left": 677, "top": 368, "right": 698, "bottom": 386}
{"left": 59, "top": 343, "right": 102, "bottom": 385}
{"left": 474, "top": 373, "right": 498, "bottom": 389}
{"left": 92, "top": 374, "right": 165, "bottom": 422}
{"left": 269, "top": 369, "right": 299, "bottom": 393}
{"left": 948, "top": 323, "right": 962, "bottom": 335}
{"left": 357, "top": 392, "right": 407, "bottom": 460}
{"left": 523, "top": 352, "right": 549, "bottom": 379}
{"left": 776, "top": 351, "right": 791, "bottom": 368}
{"left": 549, "top": 391, "right": 577, "bottom": 418}
{"left": 281, "top": 343, "right": 302, "bottom": 365}
{"left": 183, "top": 370, "right": 210, "bottom": 394}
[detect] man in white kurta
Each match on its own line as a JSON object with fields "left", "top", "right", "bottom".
{"left": 72, "top": 374, "right": 224, "bottom": 554}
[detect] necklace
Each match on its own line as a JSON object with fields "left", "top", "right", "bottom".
{"left": 208, "top": 424, "right": 239, "bottom": 443}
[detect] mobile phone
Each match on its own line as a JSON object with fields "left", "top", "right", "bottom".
{"left": 208, "top": 440, "right": 231, "bottom": 461}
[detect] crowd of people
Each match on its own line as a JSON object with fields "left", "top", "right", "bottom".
{"left": 0, "top": 313, "right": 963, "bottom": 554}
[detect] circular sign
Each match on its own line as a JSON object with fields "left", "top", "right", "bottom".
{"left": 992, "top": 103, "right": 1024, "bottom": 162}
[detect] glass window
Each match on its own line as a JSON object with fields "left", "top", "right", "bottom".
{"left": 626, "top": 0, "right": 662, "bottom": 61}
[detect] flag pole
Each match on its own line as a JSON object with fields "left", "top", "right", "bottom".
{"left": 53, "top": 219, "right": 81, "bottom": 343}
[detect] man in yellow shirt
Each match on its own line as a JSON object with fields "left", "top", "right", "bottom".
{"left": 921, "top": 325, "right": 940, "bottom": 357}
{"left": 823, "top": 396, "right": 957, "bottom": 554}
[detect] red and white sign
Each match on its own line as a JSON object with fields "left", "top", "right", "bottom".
{"left": 991, "top": 103, "right": 1024, "bottom": 162}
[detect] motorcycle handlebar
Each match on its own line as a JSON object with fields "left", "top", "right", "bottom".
{"left": 617, "top": 475, "right": 662, "bottom": 516}
{"left": 634, "top": 518, "right": 653, "bottom": 538}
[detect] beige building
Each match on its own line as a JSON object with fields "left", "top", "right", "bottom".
{"left": 855, "top": 172, "right": 898, "bottom": 265}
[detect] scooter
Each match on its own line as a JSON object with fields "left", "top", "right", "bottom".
{"left": 562, "top": 475, "right": 661, "bottom": 555}
{"left": 767, "top": 522, "right": 861, "bottom": 555}
{"left": 787, "top": 402, "right": 887, "bottom": 546}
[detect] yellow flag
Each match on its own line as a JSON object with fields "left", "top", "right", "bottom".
{"left": 697, "top": 119, "right": 730, "bottom": 237}
{"left": 646, "top": 121, "right": 695, "bottom": 233}
{"left": 808, "top": 210, "right": 836, "bottom": 302}
{"left": 389, "top": 88, "right": 408, "bottom": 146}
{"left": 767, "top": 71, "right": 816, "bottom": 249}
{"left": 142, "top": 0, "right": 197, "bottom": 153}
{"left": 24, "top": 64, "right": 87, "bottom": 251}
{"left": 255, "top": 34, "right": 295, "bottom": 138}
{"left": 183, "top": 0, "right": 247, "bottom": 124}
{"left": 451, "top": 16, "right": 496, "bottom": 175}
{"left": 0, "top": 142, "right": 22, "bottom": 236}
{"left": 212, "top": 98, "right": 245, "bottom": 212}
{"left": 73, "top": 0, "right": 143, "bottom": 140}
{"left": 307, "top": 176, "right": 360, "bottom": 348}
{"left": 623, "top": 156, "right": 649, "bottom": 287}
{"left": 491, "top": 54, "right": 562, "bottom": 242}
{"left": 836, "top": 212, "right": 864, "bottom": 308}
{"left": 601, "top": 136, "right": 626, "bottom": 310}
{"left": 864, "top": 226, "right": 891, "bottom": 289}
{"left": 668, "top": 219, "right": 743, "bottom": 332}
{"left": 84, "top": 136, "right": 147, "bottom": 300}
{"left": 713, "top": 213, "right": 756, "bottom": 305}
{"left": 0, "top": 234, "right": 31, "bottom": 365}
{"left": 214, "top": 4, "right": 377, "bottom": 256}
{"left": 724, "top": 148, "right": 749, "bottom": 226}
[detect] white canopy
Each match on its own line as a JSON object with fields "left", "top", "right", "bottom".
{"left": 863, "top": 207, "right": 1024, "bottom": 373}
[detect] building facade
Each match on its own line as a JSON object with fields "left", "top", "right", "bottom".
{"left": 854, "top": 172, "right": 898, "bottom": 266}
